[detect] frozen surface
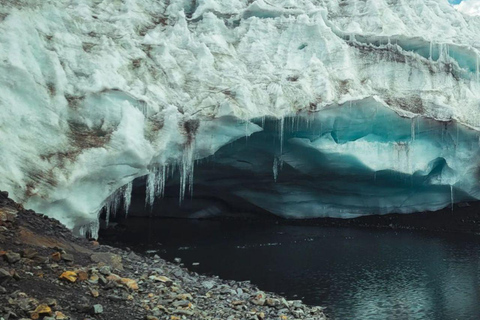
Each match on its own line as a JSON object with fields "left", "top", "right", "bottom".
{"left": 0, "top": 0, "right": 480, "bottom": 235}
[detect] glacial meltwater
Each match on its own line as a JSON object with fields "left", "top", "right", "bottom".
{"left": 101, "top": 218, "right": 480, "bottom": 320}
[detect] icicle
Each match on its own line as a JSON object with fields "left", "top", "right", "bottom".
{"left": 154, "top": 165, "right": 167, "bottom": 199}
{"left": 145, "top": 172, "right": 155, "bottom": 208}
{"left": 179, "top": 146, "right": 195, "bottom": 204}
{"left": 279, "top": 117, "right": 285, "bottom": 155}
{"left": 123, "top": 181, "right": 132, "bottom": 215}
{"left": 273, "top": 157, "right": 279, "bottom": 182}
{"left": 411, "top": 117, "right": 416, "bottom": 142}
{"left": 450, "top": 185, "right": 454, "bottom": 212}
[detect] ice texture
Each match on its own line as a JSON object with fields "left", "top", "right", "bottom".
{"left": 0, "top": 0, "right": 480, "bottom": 235}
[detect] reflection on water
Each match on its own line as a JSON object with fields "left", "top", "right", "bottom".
{"left": 102, "top": 219, "right": 480, "bottom": 319}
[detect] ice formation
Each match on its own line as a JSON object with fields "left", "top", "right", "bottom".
{"left": 0, "top": 0, "right": 480, "bottom": 235}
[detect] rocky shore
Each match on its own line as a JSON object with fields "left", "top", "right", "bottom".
{"left": 0, "top": 191, "right": 326, "bottom": 320}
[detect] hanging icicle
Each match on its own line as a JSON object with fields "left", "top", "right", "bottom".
{"left": 123, "top": 181, "right": 132, "bottom": 215}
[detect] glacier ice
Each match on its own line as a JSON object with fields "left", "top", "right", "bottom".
{"left": 0, "top": 0, "right": 480, "bottom": 235}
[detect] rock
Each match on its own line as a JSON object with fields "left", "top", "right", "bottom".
{"left": 44, "top": 298, "right": 57, "bottom": 307}
{"left": 61, "top": 254, "right": 74, "bottom": 262}
{"left": 54, "top": 311, "right": 68, "bottom": 320}
{"left": 257, "top": 312, "right": 265, "bottom": 320}
{"left": 21, "top": 249, "right": 38, "bottom": 259}
{"left": 30, "top": 304, "right": 52, "bottom": 319}
{"left": 51, "top": 252, "right": 61, "bottom": 262}
{"left": 77, "top": 271, "right": 88, "bottom": 281}
{"left": 202, "top": 280, "right": 216, "bottom": 290}
{"left": 99, "top": 266, "right": 111, "bottom": 276}
{"left": 59, "top": 271, "right": 77, "bottom": 282}
{"left": 251, "top": 291, "right": 266, "bottom": 306}
{"left": 172, "top": 300, "right": 190, "bottom": 308}
{"left": 89, "top": 304, "right": 103, "bottom": 315}
{"left": 0, "top": 268, "right": 12, "bottom": 285}
{"left": 149, "top": 275, "right": 173, "bottom": 286}
{"left": 145, "top": 316, "right": 159, "bottom": 320}
{"left": 90, "top": 253, "right": 123, "bottom": 270}
{"left": 89, "top": 288, "right": 99, "bottom": 298}
{"left": 174, "top": 257, "right": 181, "bottom": 263}
{"left": 265, "top": 298, "right": 279, "bottom": 307}
{"left": 5, "top": 252, "right": 21, "bottom": 264}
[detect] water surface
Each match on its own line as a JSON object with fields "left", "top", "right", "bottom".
{"left": 102, "top": 219, "right": 480, "bottom": 319}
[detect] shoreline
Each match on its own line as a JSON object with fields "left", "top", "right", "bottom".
{"left": 0, "top": 191, "right": 326, "bottom": 320}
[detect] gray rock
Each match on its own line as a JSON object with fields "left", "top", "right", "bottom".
{"left": 62, "top": 253, "right": 74, "bottom": 262}
{"left": 172, "top": 300, "right": 190, "bottom": 308}
{"left": 0, "top": 268, "right": 12, "bottom": 285}
{"left": 99, "top": 266, "right": 111, "bottom": 276}
{"left": 202, "top": 280, "right": 216, "bottom": 290}
{"left": 4, "top": 252, "right": 20, "bottom": 264}
{"left": 90, "top": 304, "right": 103, "bottom": 314}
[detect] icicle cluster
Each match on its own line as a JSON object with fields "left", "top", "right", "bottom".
{"left": 145, "top": 165, "right": 168, "bottom": 208}
{"left": 100, "top": 182, "right": 134, "bottom": 226}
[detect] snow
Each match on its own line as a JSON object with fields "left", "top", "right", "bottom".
{"left": 0, "top": 0, "right": 480, "bottom": 235}
{"left": 455, "top": 0, "right": 480, "bottom": 16}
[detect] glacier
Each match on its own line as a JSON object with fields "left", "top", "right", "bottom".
{"left": 0, "top": 0, "right": 480, "bottom": 236}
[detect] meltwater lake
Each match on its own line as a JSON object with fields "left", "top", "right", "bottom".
{"left": 102, "top": 218, "right": 480, "bottom": 320}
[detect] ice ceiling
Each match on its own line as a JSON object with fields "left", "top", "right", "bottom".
{"left": 120, "top": 99, "right": 480, "bottom": 221}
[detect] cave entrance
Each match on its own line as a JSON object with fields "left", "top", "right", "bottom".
{"left": 108, "top": 102, "right": 480, "bottom": 222}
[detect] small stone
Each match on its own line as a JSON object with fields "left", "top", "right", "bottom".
{"left": 5, "top": 252, "right": 21, "bottom": 264}
{"left": 44, "top": 298, "right": 57, "bottom": 307}
{"left": 54, "top": 311, "right": 68, "bottom": 320}
{"left": 90, "top": 304, "right": 103, "bottom": 315}
{"left": 62, "top": 254, "right": 74, "bottom": 262}
{"left": 149, "top": 275, "right": 173, "bottom": 286}
{"left": 99, "top": 266, "right": 111, "bottom": 276}
{"left": 172, "top": 300, "right": 190, "bottom": 308}
{"left": 174, "top": 258, "right": 181, "bottom": 263}
{"left": 0, "top": 267, "right": 12, "bottom": 285}
{"left": 59, "top": 271, "right": 77, "bottom": 283}
{"left": 251, "top": 291, "right": 266, "bottom": 306}
{"left": 31, "top": 304, "right": 53, "bottom": 318}
{"left": 77, "top": 271, "right": 88, "bottom": 281}
{"left": 89, "top": 288, "right": 99, "bottom": 298}
{"left": 22, "top": 249, "right": 38, "bottom": 259}
{"left": 51, "top": 252, "right": 61, "bottom": 262}
{"left": 146, "top": 316, "right": 159, "bottom": 320}
{"left": 90, "top": 253, "right": 123, "bottom": 270}
{"left": 257, "top": 312, "right": 265, "bottom": 320}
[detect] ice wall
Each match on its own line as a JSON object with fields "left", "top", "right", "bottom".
{"left": 0, "top": 0, "right": 480, "bottom": 235}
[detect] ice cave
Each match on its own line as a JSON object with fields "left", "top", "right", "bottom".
{"left": 100, "top": 99, "right": 480, "bottom": 222}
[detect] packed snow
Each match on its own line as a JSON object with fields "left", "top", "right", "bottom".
{"left": 0, "top": 0, "right": 479, "bottom": 236}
